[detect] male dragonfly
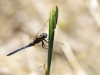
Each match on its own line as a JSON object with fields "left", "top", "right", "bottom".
{"left": 7, "top": 20, "right": 63, "bottom": 56}
{"left": 7, "top": 33, "right": 48, "bottom": 56}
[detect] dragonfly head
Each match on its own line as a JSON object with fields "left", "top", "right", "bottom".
{"left": 40, "top": 33, "right": 47, "bottom": 38}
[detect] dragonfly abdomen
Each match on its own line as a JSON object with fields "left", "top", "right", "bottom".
{"left": 7, "top": 43, "right": 33, "bottom": 56}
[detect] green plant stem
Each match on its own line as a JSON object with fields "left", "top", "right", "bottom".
{"left": 46, "top": 6, "right": 58, "bottom": 75}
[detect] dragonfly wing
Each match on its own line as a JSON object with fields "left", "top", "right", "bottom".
{"left": 7, "top": 44, "right": 32, "bottom": 56}
{"left": 37, "top": 40, "right": 64, "bottom": 56}
{"left": 48, "top": 42, "right": 64, "bottom": 56}
{"left": 36, "top": 20, "right": 48, "bottom": 36}
{"left": 34, "top": 20, "right": 48, "bottom": 39}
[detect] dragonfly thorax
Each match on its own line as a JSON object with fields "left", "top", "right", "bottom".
{"left": 40, "top": 33, "right": 47, "bottom": 38}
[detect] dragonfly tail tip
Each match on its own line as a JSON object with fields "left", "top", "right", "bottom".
{"left": 7, "top": 53, "right": 11, "bottom": 56}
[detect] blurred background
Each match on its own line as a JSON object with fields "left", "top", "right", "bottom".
{"left": 0, "top": 0, "right": 100, "bottom": 75}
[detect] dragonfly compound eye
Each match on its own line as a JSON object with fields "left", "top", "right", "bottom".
{"left": 43, "top": 33, "right": 47, "bottom": 38}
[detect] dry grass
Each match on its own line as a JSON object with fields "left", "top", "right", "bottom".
{"left": 0, "top": 0, "right": 100, "bottom": 75}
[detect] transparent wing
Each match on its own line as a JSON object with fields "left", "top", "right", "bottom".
{"left": 35, "top": 40, "right": 65, "bottom": 56}
{"left": 48, "top": 42, "right": 65, "bottom": 56}
{"left": 34, "top": 20, "right": 49, "bottom": 39}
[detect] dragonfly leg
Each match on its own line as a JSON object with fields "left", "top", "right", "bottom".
{"left": 43, "top": 39, "right": 48, "bottom": 47}
{"left": 42, "top": 41, "right": 54, "bottom": 53}
{"left": 44, "top": 39, "right": 55, "bottom": 43}
{"left": 43, "top": 39, "right": 48, "bottom": 43}
{"left": 42, "top": 41, "right": 48, "bottom": 49}
{"left": 42, "top": 41, "right": 61, "bottom": 56}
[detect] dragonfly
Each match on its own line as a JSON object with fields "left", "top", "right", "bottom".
{"left": 7, "top": 20, "right": 50, "bottom": 56}
{"left": 7, "top": 33, "right": 49, "bottom": 56}
{"left": 7, "top": 20, "right": 60, "bottom": 56}
{"left": 7, "top": 20, "right": 62, "bottom": 56}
